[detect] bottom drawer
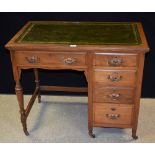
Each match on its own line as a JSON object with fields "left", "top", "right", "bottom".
{"left": 94, "top": 103, "right": 133, "bottom": 125}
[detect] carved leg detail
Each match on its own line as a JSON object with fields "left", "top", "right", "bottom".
{"left": 88, "top": 128, "right": 96, "bottom": 138}
{"left": 34, "top": 69, "right": 41, "bottom": 103}
{"left": 15, "top": 83, "right": 29, "bottom": 136}
{"left": 132, "top": 129, "right": 138, "bottom": 140}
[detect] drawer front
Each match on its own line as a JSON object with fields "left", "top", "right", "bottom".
{"left": 93, "top": 85, "right": 134, "bottom": 104}
{"left": 94, "top": 69, "right": 136, "bottom": 87}
{"left": 94, "top": 53, "right": 137, "bottom": 67}
{"left": 14, "top": 51, "right": 86, "bottom": 67}
{"left": 94, "top": 103, "right": 133, "bottom": 125}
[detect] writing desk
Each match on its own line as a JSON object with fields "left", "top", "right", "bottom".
{"left": 5, "top": 21, "right": 149, "bottom": 139}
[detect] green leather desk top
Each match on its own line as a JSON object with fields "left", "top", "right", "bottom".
{"left": 16, "top": 22, "right": 142, "bottom": 45}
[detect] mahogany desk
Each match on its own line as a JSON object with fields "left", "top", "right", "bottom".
{"left": 5, "top": 21, "right": 149, "bottom": 139}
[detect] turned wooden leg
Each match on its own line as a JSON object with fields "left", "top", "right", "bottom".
{"left": 34, "top": 69, "right": 41, "bottom": 103}
{"left": 132, "top": 129, "right": 138, "bottom": 140}
{"left": 88, "top": 128, "right": 96, "bottom": 138}
{"left": 15, "top": 82, "right": 29, "bottom": 136}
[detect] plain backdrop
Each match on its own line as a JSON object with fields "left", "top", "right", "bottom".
{"left": 0, "top": 12, "right": 154, "bottom": 98}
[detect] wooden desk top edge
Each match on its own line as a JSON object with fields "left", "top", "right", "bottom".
{"left": 5, "top": 21, "right": 149, "bottom": 53}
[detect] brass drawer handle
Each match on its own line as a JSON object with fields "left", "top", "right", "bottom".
{"left": 108, "top": 57, "right": 123, "bottom": 66}
{"left": 108, "top": 93, "right": 120, "bottom": 100}
{"left": 63, "top": 57, "right": 77, "bottom": 65}
{"left": 108, "top": 74, "right": 122, "bottom": 82}
{"left": 25, "top": 56, "right": 40, "bottom": 64}
{"left": 106, "top": 114, "right": 120, "bottom": 120}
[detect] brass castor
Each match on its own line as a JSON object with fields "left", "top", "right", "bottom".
{"left": 132, "top": 129, "right": 138, "bottom": 140}
{"left": 89, "top": 131, "right": 96, "bottom": 138}
{"left": 132, "top": 135, "right": 138, "bottom": 140}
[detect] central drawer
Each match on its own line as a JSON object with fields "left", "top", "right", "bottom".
{"left": 14, "top": 51, "right": 86, "bottom": 67}
{"left": 94, "top": 69, "right": 137, "bottom": 87}
{"left": 94, "top": 103, "right": 133, "bottom": 125}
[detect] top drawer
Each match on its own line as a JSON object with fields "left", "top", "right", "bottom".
{"left": 94, "top": 53, "right": 138, "bottom": 67}
{"left": 14, "top": 51, "right": 86, "bottom": 67}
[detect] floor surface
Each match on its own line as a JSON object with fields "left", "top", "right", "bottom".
{"left": 0, "top": 95, "right": 154, "bottom": 143}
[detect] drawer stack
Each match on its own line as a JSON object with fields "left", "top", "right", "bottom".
{"left": 93, "top": 53, "right": 138, "bottom": 128}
